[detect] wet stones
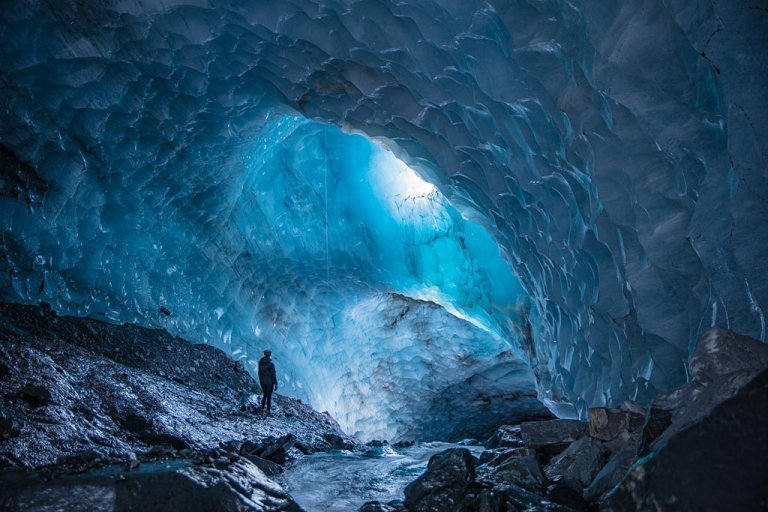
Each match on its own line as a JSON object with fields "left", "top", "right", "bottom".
{"left": 324, "top": 433, "right": 356, "bottom": 451}
{"left": 483, "top": 425, "right": 524, "bottom": 449}
{"left": 358, "top": 501, "right": 400, "bottom": 512}
{"left": 477, "top": 481, "right": 572, "bottom": 512}
{"left": 0, "top": 457, "right": 304, "bottom": 512}
{"left": 404, "top": 448, "right": 477, "bottom": 512}
{"left": 478, "top": 447, "right": 546, "bottom": 493}
{"left": 119, "top": 413, "right": 190, "bottom": 451}
{"left": 519, "top": 419, "right": 587, "bottom": 455}
{"left": 242, "top": 434, "right": 297, "bottom": 465}
{"left": 583, "top": 430, "right": 641, "bottom": 502}
{"left": 543, "top": 436, "right": 608, "bottom": 492}
{"left": 240, "top": 453, "right": 284, "bottom": 476}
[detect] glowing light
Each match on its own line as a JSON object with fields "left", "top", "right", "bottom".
{"left": 369, "top": 146, "right": 437, "bottom": 219}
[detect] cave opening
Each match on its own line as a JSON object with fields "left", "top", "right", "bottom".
{"left": 210, "top": 114, "right": 538, "bottom": 440}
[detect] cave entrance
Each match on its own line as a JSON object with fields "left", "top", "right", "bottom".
{"left": 233, "top": 115, "right": 542, "bottom": 440}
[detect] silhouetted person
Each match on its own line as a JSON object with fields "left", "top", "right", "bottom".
{"left": 258, "top": 350, "right": 277, "bottom": 416}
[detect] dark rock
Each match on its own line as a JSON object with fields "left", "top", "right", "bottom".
{"left": 544, "top": 436, "right": 608, "bottom": 493}
{"left": 638, "top": 401, "right": 676, "bottom": 455}
{"left": 19, "top": 384, "right": 51, "bottom": 407}
{"left": 619, "top": 400, "right": 646, "bottom": 416}
{"left": 252, "top": 434, "right": 297, "bottom": 465}
{"left": 0, "top": 414, "right": 21, "bottom": 440}
{"left": 404, "top": 448, "right": 477, "bottom": 512}
{"left": 689, "top": 326, "right": 768, "bottom": 384}
{"left": 478, "top": 447, "right": 546, "bottom": 493}
{"left": 583, "top": 430, "right": 641, "bottom": 502}
{"left": 358, "top": 501, "right": 398, "bottom": 512}
{"left": 519, "top": 419, "right": 587, "bottom": 455}
{"left": 323, "top": 432, "right": 355, "bottom": 450}
{"left": 219, "top": 440, "right": 243, "bottom": 454}
{"left": 602, "top": 368, "right": 768, "bottom": 511}
{"left": 240, "top": 453, "right": 284, "bottom": 476}
{"left": 55, "top": 449, "right": 104, "bottom": 470}
{"left": 588, "top": 407, "right": 643, "bottom": 441}
{"left": 0, "top": 452, "right": 20, "bottom": 469}
{"left": 240, "top": 440, "right": 259, "bottom": 455}
{"left": 477, "top": 482, "right": 573, "bottom": 511}
{"left": 140, "top": 445, "right": 177, "bottom": 461}
{"left": 484, "top": 425, "right": 524, "bottom": 449}
{"left": 392, "top": 440, "right": 415, "bottom": 449}
{"left": 119, "top": 413, "right": 190, "bottom": 451}
{"left": 0, "top": 457, "right": 303, "bottom": 512}
{"left": 545, "top": 481, "right": 586, "bottom": 510}
{"left": 293, "top": 441, "right": 314, "bottom": 455}
{"left": 601, "top": 430, "right": 631, "bottom": 453}
{"left": 644, "top": 362, "right": 762, "bottom": 456}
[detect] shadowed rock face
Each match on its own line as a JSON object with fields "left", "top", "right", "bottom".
{"left": 0, "top": 458, "right": 304, "bottom": 512}
{"left": 0, "top": 302, "right": 352, "bottom": 469}
{"left": 0, "top": 0, "right": 766, "bottom": 428}
{"left": 404, "top": 448, "right": 477, "bottom": 512}
{"left": 392, "top": 326, "right": 768, "bottom": 512}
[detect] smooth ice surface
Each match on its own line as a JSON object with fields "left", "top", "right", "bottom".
{"left": 0, "top": 0, "right": 767, "bottom": 429}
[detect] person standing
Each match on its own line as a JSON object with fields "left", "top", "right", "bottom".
{"left": 258, "top": 350, "right": 277, "bottom": 416}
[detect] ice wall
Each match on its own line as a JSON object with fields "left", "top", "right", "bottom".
{"left": 1, "top": 0, "right": 766, "bottom": 426}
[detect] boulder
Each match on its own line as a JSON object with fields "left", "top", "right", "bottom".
{"left": 240, "top": 454, "right": 284, "bottom": 476}
{"left": 543, "top": 436, "right": 609, "bottom": 493}
{"left": 478, "top": 447, "right": 546, "bottom": 493}
{"left": 583, "top": 430, "right": 641, "bottom": 502}
{"left": 323, "top": 433, "right": 355, "bottom": 451}
{"left": 119, "top": 413, "right": 190, "bottom": 451}
{"left": 477, "top": 482, "right": 573, "bottom": 512}
{"left": 0, "top": 457, "right": 303, "bottom": 512}
{"left": 602, "top": 368, "right": 768, "bottom": 511}
{"left": 404, "top": 448, "right": 477, "bottom": 512}
{"left": 247, "top": 434, "right": 296, "bottom": 465}
{"left": 689, "top": 326, "right": 768, "bottom": 384}
{"left": 588, "top": 407, "right": 643, "bottom": 441}
{"left": 484, "top": 425, "right": 524, "bottom": 449}
{"left": 358, "top": 501, "right": 398, "bottom": 512}
{"left": 519, "top": 419, "right": 587, "bottom": 455}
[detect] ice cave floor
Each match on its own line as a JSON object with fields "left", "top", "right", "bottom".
{"left": 1, "top": 302, "right": 767, "bottom": 511}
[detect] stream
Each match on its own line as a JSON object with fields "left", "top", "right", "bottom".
{"left": 275, "top": 442, "right": 483, "bottom": 511}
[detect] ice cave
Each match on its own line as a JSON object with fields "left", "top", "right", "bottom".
{"left": 0, "top": 1, "right": 766, "bottom": 511}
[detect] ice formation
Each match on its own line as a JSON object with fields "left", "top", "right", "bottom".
{"left": 0, "top": 1, "right": 766, "bottom": 436}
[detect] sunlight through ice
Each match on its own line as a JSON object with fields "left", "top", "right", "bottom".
{"left": 368, "top": 145, "right": 437, "bottom": 221}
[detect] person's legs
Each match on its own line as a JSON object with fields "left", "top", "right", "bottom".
{"left": 259, "top": 382, "right": 269, "bottom": 411}
{"left": 264, "top": 387, "right": 273, "bottom": 414}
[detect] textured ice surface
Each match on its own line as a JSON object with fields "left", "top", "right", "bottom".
{"left": 0, "top": 0, "right": 766, "bottom": 429}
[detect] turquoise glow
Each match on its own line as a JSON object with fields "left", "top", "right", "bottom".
{"left": 239, "top": 116, "right": 528, "bottom": 345}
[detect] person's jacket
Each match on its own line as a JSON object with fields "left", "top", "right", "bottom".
{"left": 258, "top": 356, "right": 277, "bottom": 389}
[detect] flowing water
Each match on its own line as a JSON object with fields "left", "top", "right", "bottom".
{"left": 275, "top": 442, "right": 483, "bottom": 511}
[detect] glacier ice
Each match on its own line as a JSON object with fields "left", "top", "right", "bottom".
{"left": 0, "top": 0, "right": 766, "bottom": 435}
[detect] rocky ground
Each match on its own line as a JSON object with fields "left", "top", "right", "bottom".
{"left": 0, "top": 302, "right": 356, "bottom": 511}
{"left": 361, "top": 327, "right": 768, "bottom": 512}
